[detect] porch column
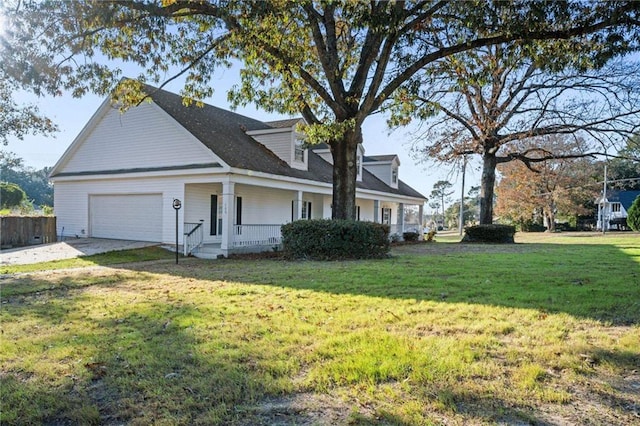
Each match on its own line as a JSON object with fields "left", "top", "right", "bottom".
{"left": 418, "top": 204, "right": 424, "bottom": 231}
{"left": 398, "top": 203, "right": 405, "bottom": 233}
{"left": 293, "top": 190, "right": 303, "bottom": 220}
{"left": 220, "top": 180, "right": 235, "bottom": 252}
{"left": 373, "top": 200, "right": 380, "bottom": 223}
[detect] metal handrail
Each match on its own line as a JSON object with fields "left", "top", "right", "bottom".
{"left": 185, "top": 222, "right": 203, "bottom": 237}
{"left": 183, "top": 221, "right": 204, "bottom": 256}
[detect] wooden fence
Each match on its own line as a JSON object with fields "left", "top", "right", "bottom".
{"left": 1, "top": 216, "right": 57, "bottom": 248}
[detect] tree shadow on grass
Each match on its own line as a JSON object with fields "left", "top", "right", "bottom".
{"left": 0, "top": 274, "right": 318, "bottom": 425}
{"left": 121, "top": 242, "right": 640, "bottom": 326}
{"left": 2, "top": 241, "right": 638, "bottom": 424}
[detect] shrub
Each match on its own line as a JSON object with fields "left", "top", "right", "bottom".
{"left": 281, "top": 219, "right": 390, "bottom": 260}
{"left": 389, "top": 233, "right": 402, "bottom": 243}
{"left": 0, "top": 182, "right": 26, "bottom": 208}
{"left": 518, "top": 221, "right": 546, "bottom": 232}
{"left": 425, "top": 230, "right": 437, "bottom": 242}
{"left": 555, "top": 222, "right": 576, "bottom": 232}
{"left": 462, "top": 224, "right": 516, "bottom": 243}
{"left": 627, "top": 195, "right": 640, "bottom": 231}
{"left": 402, "top": 231, "right": 420, "bottom": 242}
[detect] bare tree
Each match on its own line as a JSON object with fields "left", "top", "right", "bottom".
{"left": 400, "top": 43, "right": 640, "bottom": 224}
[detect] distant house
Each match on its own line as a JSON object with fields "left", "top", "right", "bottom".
{"left": 596, "top": 190, "right": 640, "bottom": 230}
{"left": 49, "top": 85, "right": 426, "bottom": 257}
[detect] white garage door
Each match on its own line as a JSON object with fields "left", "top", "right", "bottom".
{"left": 90, "top": 194, "right": 163, "bottom": 242}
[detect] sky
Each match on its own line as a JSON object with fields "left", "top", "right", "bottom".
{"left": 5, "top": 61, "right": 481, "bottom": 209}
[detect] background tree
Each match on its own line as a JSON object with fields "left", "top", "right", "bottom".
{"left": 626, "top": 195, "right": 640, "bottom": 231}
{"left": 1, "top": 151, "right": 54, "bottom": 206}
{"left": 444, "top": 197, "right": 479, "bottom": 228}
{"left": 0, "top": 72, "right": 57, "bottom": 145}
{"left": 399, "top": 40, "right": 640, "bottom": 224}
{"left": 605, "top": 136, "right": 640, "bottom": 191}
{"left": 3, "top": 1, "right": 639, "bottom": 220}
{"left": 0, "top": 181, "right": 26, "bottom": 208}
{"left": 495, "top": 135, "right": 600, "bottom": 231}
{"left": 430, "top": 180, "right": 453, "bottom": 227}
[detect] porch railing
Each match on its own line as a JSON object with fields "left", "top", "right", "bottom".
{"left": 184, "top": 221, "right": 204, "bottom": 256}
{"left": 232, "top": 224, "right": 282, "bottom": 248}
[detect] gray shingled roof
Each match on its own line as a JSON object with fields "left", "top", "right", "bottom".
{"left": 265, "top": 118, "right": 304, "bottom": 128}
{"left": 146, "top": 86, "right": 425, "bottom": 199}
{"left": 364, "top": 155, "right": 398, "bottom": 162}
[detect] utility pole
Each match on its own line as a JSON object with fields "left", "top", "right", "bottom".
{"left": 459, "top": 155, "right": 467, "bottom": 236}
{"left": 602, "top": 165, "right": 607, "bottom": 235}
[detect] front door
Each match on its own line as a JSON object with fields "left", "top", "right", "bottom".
{"left": 210, "top": 194, "right": 223, "bottom": 237}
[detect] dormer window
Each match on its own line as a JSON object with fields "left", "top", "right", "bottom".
{"left": 294, "top": 138, "right": 305, "bottom": 162}
{"left": 391, "top": 167, "right": 398, "bottom": 184}
{"left": 356, "top": 155, "right": 362, "bottom": 180}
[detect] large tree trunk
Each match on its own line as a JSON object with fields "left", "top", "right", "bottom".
{"left": 544, "top": 201, "right": 556, "bottom": 232}
{"left": 330, "top": 128, "right": 361, "bottom": 220}
{"left": 479, "top": 152, "right": 497, "bottom": 224}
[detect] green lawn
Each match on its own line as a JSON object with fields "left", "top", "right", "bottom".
{"left": 1, "top": 246, "right": 175, "bottom": 275}
{"left": 1, "top": 233, "right": 639, "bottom": 425}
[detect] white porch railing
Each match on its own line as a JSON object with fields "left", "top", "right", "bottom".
{"left": 403, "top": 222, "right": 422, "bottom": 233}
{"left": 232, "top": 224, "right": 282, "bottom": 248}
{"left": 184, "top": 221, "right": 204, "bottom": 256}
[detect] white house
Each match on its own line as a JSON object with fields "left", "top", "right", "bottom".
{"left": 596, "top": 190, "right": 640, "bottom": 230}
{"left": 50, "top": 85, "right": 426, "bottom": 257}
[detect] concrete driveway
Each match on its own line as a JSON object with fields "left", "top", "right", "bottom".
{"left": 0, "top": 238, "right": 159, "bottom": 266}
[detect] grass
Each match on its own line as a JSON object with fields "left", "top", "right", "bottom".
{"left": 0, "top": 246, "right": 175, "bottom": 274}
{"left": 1, "top": 232, "right": 639, "bottom": 425}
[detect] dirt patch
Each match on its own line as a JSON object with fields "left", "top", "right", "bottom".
{"left": 236, "top": 393, "right": 376, "bottom": 425}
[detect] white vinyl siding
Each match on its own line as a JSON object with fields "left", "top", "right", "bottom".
{"left": 357, "top": 199, "right": 375, "bottom": 221}
{"left": 184, "top": 183, "right": 223, "bottom": 243}
{"left": 235, "top": 184, "right": 297, "bottom": 224}
{"left": 363, "top": 157, "right": 400, "bottom": 189}
{"left": 58, "top": 102, "right": 219, "bottom": 174}
{"left": 314, "top": 149, "right": 333, "bottom": 165}
{"left": 251, "top": 132, "right": 294, "bottom": 165}
{"left": 54, "top": 176, "right": 186, "bottom": 243}
{"left": 251, "top": 131, "right": 307, "bottom": 171}
{"left": 90, "top": 194, "right": 162, "bottom": 241}
{"left": 363, "top": 162, "right": 392, "bottom": 186}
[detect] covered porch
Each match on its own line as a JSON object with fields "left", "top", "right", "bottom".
{"left": 177, "top": 179, "right": 423, "bottom": 258}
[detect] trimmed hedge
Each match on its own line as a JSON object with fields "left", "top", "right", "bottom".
{"left": 402, "top": 231, "right": 420, "bottom": 242}
{"left": 462, "top": 224, "right": 516, "bottom": 243}
{"left": 519, "top": 221, "right": 546, "bottom": 232}
{"left": 281, "top": 219, "right": 390, "bottom": 260}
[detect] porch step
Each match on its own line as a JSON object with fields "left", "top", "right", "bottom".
{"left": 191, "top": 244, "right": 224, "bottom": 260}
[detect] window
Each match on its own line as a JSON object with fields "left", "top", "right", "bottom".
{"left": 391, "top": 167, "right": 398, "bottom": 184}
{"left": 611, "top": 203, "right": 621, "bottom": 213}
{"left": 302, "top": 201, "right": 312, "bottom": 219}
{"left": 382, "top": 207, "right": 391, "bottom": 225}
{"left": 356, "top": 155, "right": 362, "bottom": 179}
{"left": 294, "top": 138, "right": 305, "bottom": 162}
{"left": 291, "top": 200, "right": 312, "bottom": 220}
